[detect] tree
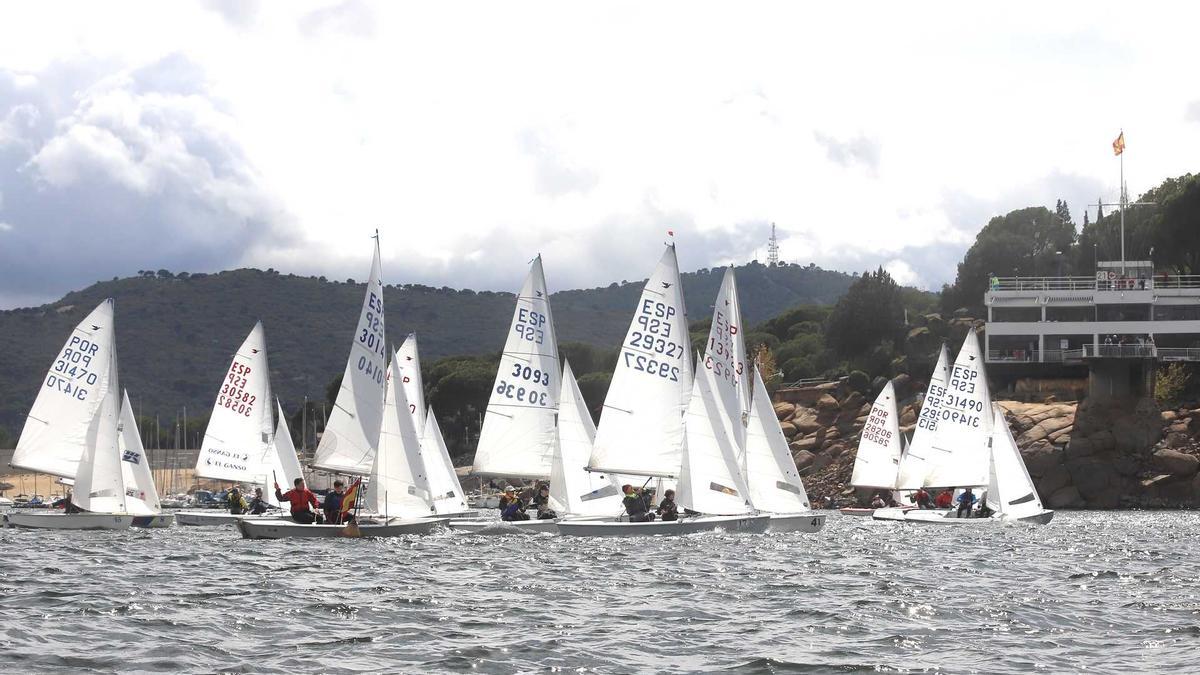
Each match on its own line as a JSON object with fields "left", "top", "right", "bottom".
{"left": 825, "top": 267, "right": 905, "bottom": 358}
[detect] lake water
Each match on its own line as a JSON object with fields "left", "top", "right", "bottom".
{"left": 1, "top": 511, "right": 1197, "bottom": 673}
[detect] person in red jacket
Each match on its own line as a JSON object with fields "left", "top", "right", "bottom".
{"left": 275, "top": 477, "right": 320, "bottom": 524}
{"left": 934, "top": 489, "right": 954, "bottom": 509}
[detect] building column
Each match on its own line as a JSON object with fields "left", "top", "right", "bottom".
{"left": 1038, "top": 334, "right": 1045, "bottom": 362}
{"left": 1041, "top": 305, "right": 1046, "bottom": 321}
{"left": 984, "top": 332, "right": 990, "bottom": 361}
{"left": 1092, "top": 333, "right": 1099, "bottom": 358}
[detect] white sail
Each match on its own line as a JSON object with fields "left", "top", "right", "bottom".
{"left": 397, "top": 333, "right": 427, "bottom": 432}
{"left": 550, "top": 362, "right": 624, "bottom": 517}
{"left": 850, "top": 381, "right": 903, "bottom": 489}
{"left": 472, "top": 255, "right": 560, "bottom": 478}
{"left": 195, "top": 322, "right": 274, "bottom": 485}
{"left": 261, "top": 400, "right": 305, "bottom": 507}
{"left": 73, "top": 349, "right": 127, "bottom": 514}
{"left": 744, "top": 366, "right": 810, "bottom": 513}
{"left": 677, "top": 363, "right": 754, "bottom": 515}
{"left": 12, "top": 299, "right": 116, "bottom": 479}
{"left": 118, "top": 390, "right": 161, "bottom": 515}
{"left": 590, "top": 245, "right": 694, "bottom": 478}
{"left": 896, "top": 343, "right": 950, "bottom": 489}
{"left": 313, "top": 236, "right": 387, "bottom": 474}
{"left": 421, "top": 409, "right": 468, "bottom": 515}
{"left": 923, "top": 331, "right": 993, "bottom": 488}
{"left": 988, "top": 405, "right": 1045, "bottom": 520}
{"left": 364, "top": 354, "right": 432, "bottom": 519}
{"left": 701, "top": 266, "right": 749, "bottom": 461}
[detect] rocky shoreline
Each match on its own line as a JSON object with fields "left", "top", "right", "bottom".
{"left": 774, "top": 377, "right": 1200, "bottom": 509}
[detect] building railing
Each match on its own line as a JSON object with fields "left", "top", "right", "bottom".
{"left": 987, "top": 350, "right": 1065, "bottom": 363}
{"left": 778, "top": 377, "right": 836, "bottom": 389}
{"left": 988, "top": 274, "right": 1200, "bottom": 292}
{"left": 1157, "top": 348, "right": 1200, "bottom": 361}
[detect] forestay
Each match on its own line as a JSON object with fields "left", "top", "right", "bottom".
{"left": 118, "top": 390, "right": 161, "bottom": 515}
{"left": 550, "top": 362, "right": 623, "bottom": 517}
{"left": 896, "top": 344, "right": 950, "bottom": 489}
{"left": 744, "top": 366, "right": 811, "bottom": 513}
{"left": 12, "top": 299, "right": 116, "bottom": 479}
{"left": 987, "top": 405, "right": 1045, "bottom": 520}
{"left": 313, "top": 236, "right": 387, "bottom": 474}
{"left": 472, "top": 256, "right": 560, "bottom": 478}
{"left": 73, "top": 351, "right": 127, "bottom": 514}
{"left": 422, "top": 408, "right": 468, "bottom": 515}
{"left": 702, "top": 266, "right": 749, "bottom": 461}
{"left": 850, "top": 381, "right": 903, "bottom": 489}
{"left": 677, "top": 364, "right": 754, "bottom": 516}
{"left": 364, "top": 354, "right": 432, "bottom": 519}
{"left": 195, "top": 322, "right": 274, "bottom": 485}
{"left": 924, "top": 331, "right": 993, "bottom": 488}
{"left": 590, "top": 245, "right": 694, "bottom": 478}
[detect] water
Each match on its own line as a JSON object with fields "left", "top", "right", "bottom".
{"left": 1, "top": 511, "right": 1197, "bottom": 673}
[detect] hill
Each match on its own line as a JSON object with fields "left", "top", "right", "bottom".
{"left": 0, "top": 260, "right": 858, "bottom": 438}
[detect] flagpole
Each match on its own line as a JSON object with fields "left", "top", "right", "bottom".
{"left": 1119, "top": 128, "right": 1125, "bottom": 275}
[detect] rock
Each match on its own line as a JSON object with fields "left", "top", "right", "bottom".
{"left": 1063, "top": 438, "right": 1092, "bottom": 460}
{"left": 900, "top": 405, "right": 917, "bottom": 426}
{"left": 811, "top": 453, "right": 834, "bottom": 472}
{"left": 779, "top": 421, "right": 799, "bottom": 438}
{"left": 1166, "top": 432, "right": 1190, "bottom": 449}
{"left": 1047, "top": 485, "right": 1085, "bottom": 509}
{"left": 816, "top": 394, "right": 839, "bottom": 413}
{"left": 789, "top": 437, "right": 819, "bottom": 453}
{"left": 1141, "top": 474, "right": 1175, "bottom": 489}
{"left": 1021, "top": 416, "right": 1074, "bottom": 444}
{"left": 1047, "top": 425, "right": 1073, "bottom": 444}
{"left": 793, "top": 408, "right": 822, "bottom": 434}
{"left": 841, "top": 391, "right": 866, "bottom": 412}
{"left": 1151, "top": 448, "right": 1200, "bottom": 477}
{"left": 773, "top": 402, "right": 796, "bottom": 420}
{"left": 825, "top": 442, "right": 847, "bottom": 458}
{"left": 1021, "top": 445, "right": 1063, "bottom": 477}
{"left": 891, "top": 373, "right": 913, "bottom": 399}
{"left": 793, "top": 449, "right": 816, "bottom": 470}
{"left": 1161, "top": 410, "right": 1179, "bottom": 423}
{"left": 1088, "top": 430, "right": 1115, "bottom": 453}
{"left": 1035, "top": 462, "right": 1071, "bottom": 496}
{"left": 1168, "top": 421, "right": 1189, "bottom": 434}
{"left": 1067, "top": 457, "right": 1118, "bottom": 498}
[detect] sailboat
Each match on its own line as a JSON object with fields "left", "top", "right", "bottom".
{"left": 237, "top": 348, "right": 449, "bottom": 539}
{"left": 560, "top": 246, "right": 768, "bottom": 537}
{"left": 5, "top": 299, "right": 135, "bottom": 530}
{"left": 840, "top": 381, "right": 910, "bottom": 517}
{"left": 118, "top": 390, "right": 173, "bottom": 528}
{"left": 880, "top": 331, "right": 1053, "bottom": 525}
{"left": 744, "top": 366, "right": 827, "bottom": 532}
{"left": 470, "top": 255, "right": 560, "bottom": 480}
{"left": 895, "top": 343, "right": 951, "bottom": 490}
{"left": 311, "top": 234, "right": 388, "bottom": 476}
{"left": 177, "top": 322, "right": 303, "bottom": 526}
{"left": 398, "top": 334, "right": 470, "bottom": 517}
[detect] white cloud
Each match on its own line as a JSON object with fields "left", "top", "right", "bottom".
{"left": 0, "top": 222, "right": 12, "bottom": 232}
{"left": 0, "top": 1, "right": 1199, "bottom": 306}
{"left": 884, "top": 259, "right": 920, "bottom": 288}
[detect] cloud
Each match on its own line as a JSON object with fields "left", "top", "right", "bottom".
{"left": 0, "top": 222, "right": 11, "bottom": 232}
{"left": 202, "top": 0, "right": 260, "bottom": 28}
{"left": 813, "top": 132, "right": 881, "bottom": 174}
{"left": 0, "top": 54, "right": 296, "bottom": 307}
{"left": 1187, "top": 100, "right": 1200, "bottom": 124}
{"left": 298, "top": 0, "right": 375, "bottom": 38}
{"left": 517, "top": 127, "right": 599, "bottom": 198}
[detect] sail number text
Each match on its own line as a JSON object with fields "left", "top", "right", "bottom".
{"left": 218, "top": 361, "right": 258, "bottom": 417}
{"left": 44, "top": 336, "right": 103, "bottom": 401}
{"left": 354, "top": 292, "right": 386, "bottom": 384}
{"left": 514, "top": 308, "right": 546, "bottom": 344}
{"left": 704, "top": 310, "right": 744, "bottom": 386}
{"left": 861, "top": 406, "right": 893, "bottom": 445}
{"left": 941, "top": 364, "right": 982, "bottom": 427}
{"left": 916, "top": 383, "right": 946, "bottom": 431}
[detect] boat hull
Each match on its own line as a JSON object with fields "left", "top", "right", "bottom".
{"left": 448, "top": 518, "right": 559, "bottom": 534}
{"left": 3, "top": 512, "right": 134, "bottom": 530}
{"left": 131, "top": 514, "right": 175, "bottom": 528}
{"left": 558, "top": 514, "right": 769, "bottom": 537}
{"left": 765, "top": 512, "right": 827, "bottom": 533}
{"left": 175, "top": 511, "right": 281, "bottom": 527}
{"left": 236, "top": 517, "right": 450, "bottom": 539}
{"left": 896, "top": 509, "right": 1055, "bottom": 525}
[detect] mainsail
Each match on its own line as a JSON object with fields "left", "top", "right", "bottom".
{"left": 923, "top": 331, "right": 993, "bottom": 488}
{"left": 421, "top": 409, "right": 469, "bottom": 515}
{"left": 589, "top": 245, "right": 694, "bottom": 478}
{"left": 73, "top": 347, "right": 127, "bottom": 514}
{"left": 313, "top": 236, "right": 387, "bottom": 474}
{"left": 118, "top": 390, "right": 161, "bottom": 515}
{"left": 550, "top": 362, "right": 623, "bottom": 517}
{"left": 12, "top": 299, "right": 116, "bottom": 479}
{"left": 195, "top": 322, "right": 274, "bottom": 486}
{"left": 896, "top": 343, "right": 950, "bottom": 489}
{"left": 702, "top": 266, "right": 750, "bottom": 462}
{"left": 364, "top": 353, "right": 432, "bottom": 519}
{"left": 743, "top": 366, "right": 811, "bottom": 513}
{"left": 472, "top": 256, "right": 560, "bottom": 478}
{"left": 677, "top": 363, "right": 754, "bottom": 516}
{"left": 850, "top": 381, "right": 904, "bottom": 489}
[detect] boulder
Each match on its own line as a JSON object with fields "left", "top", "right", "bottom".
{"left": 1047, "top": 425, "right": 1073, "bottom": 444}
{"left": 1021, "top": 444, "right": 1063, "bottom": 477}
{"left": 1151, "top": 448, "right": 1200, "bottom": 477}
{"left": 792, "top": 408, "right": 823, "bottom": 434}
{"left": 825, "top": 442, "right": 847, "bottom": 458}
{"left": 1063, "top": 438, "right": 1092, "bottom": 460}
{"left": 779, "top": 421, "right": 799, "bottom": 438}
{"left": 841, "top": 391, "right": 866, "bottom": 412}
{"left": 1067, "top": 457, "right": 1119, "bottom": 498}
{"left": 1161, "top": 410, "right": 1179, "bottom": 423}
{"left": 789, "top": 437, "right": 819, "bottom": 453}
{"left": 773, "top": 402, "right": 796, "bottom": 420}
{"left": 899, "top": 405, "right": 917, "bottom": 427}
{"left": 1035, "top": 462, "right": 1072, "bottom": 496}
{"left": 1165, "top": 432, "right": 1190, "bottom": 449}
{"left": 793, "top": 449, "right": 816, "bottom": 470}
{"left": 811, "top": 453, "right": 835, "bottom": 472}
{"left": 1047, "top": 485, "right": 1085, "bottom": 509}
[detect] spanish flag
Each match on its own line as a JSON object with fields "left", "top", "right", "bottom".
{"left": 1113, "top": 131, "right": 1125, "bottom": 156}
{"left": 340, "top": 478, "right": 362, "bottom": 517}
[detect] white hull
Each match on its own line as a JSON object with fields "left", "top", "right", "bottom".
{"left": 449, "top": 518, "right": 560, "bottom": 534}
{"left": 469, "top": 495, "right": 501, "bottom": 509}
{"left": 175, "top": 510, "right": 281, "bottom": 527}
{"left": 131, "top": 514, "right": 174, "bottom": 528}
{"left": 895, "top": 509, "right": 1055, "bottom": 525}
{"left": 558, "top": 514, "right": 769, "bottom": 537}
{"left": 871, "top": 507, "right": 948, "bottom": 521}
{"left": 840, "top": 506, "right": 917, "bottom": 518}
{"left": 765, "top": 512, "right": 827, "bottom": 533}
{"left": 4, "top": 512, "right": 134, "bottom": 530}
{"left": 236, "top": 517, "right": 450, "bottom": 539}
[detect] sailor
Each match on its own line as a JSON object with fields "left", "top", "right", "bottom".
{"left": 621, "top": 484, "right": 655, "bottom": 522}
{"left": 324, "top": 480, "right": 346, "bottom": 525}
{"left": 247, "top": 487, "right": 269, "bottom": 515}
{"left": 274, "top": 477, "right": 320, "bottom": 524}
{"left": 976, "top": 496, "right": 995, "bottom": 519}
{"left": 934, "top": 489, "right": 954, "bottom": 509}
{"left": 227, "top": 487, "right": 248, "bottom": 515}
{"left": 535, "top": 501, "right": 557, "bottom": 520}
{"left": 656, "top": 489, "right": 679, "bottom": 522}
{"left": 498, "top": 487, "right": 516, "bottom": 512}
{"left": 870, "top": 493, "right": 887, "bottom": 509}
{"left": 956, "top": 488, "right": 977, "bottom": 518}
{"left": 500, "top": 491, "right": 530, "bottom": 521}
{"left": 912, "top": 487, "right": 933, "bottom": 509}
{"left": 532, "top": 485, "right": 551, "bottom": 510}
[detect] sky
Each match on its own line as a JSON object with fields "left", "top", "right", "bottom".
{"left": 1, "top": 1, "right": 1198, "bottom": 308}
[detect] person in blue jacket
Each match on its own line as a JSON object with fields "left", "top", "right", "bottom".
{"left": 956, "top": 488, "right": 978, "bottom": 518}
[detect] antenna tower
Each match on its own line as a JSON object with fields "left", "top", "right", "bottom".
{"left": 767, "top": 222, "right": 780, "bottom": 266}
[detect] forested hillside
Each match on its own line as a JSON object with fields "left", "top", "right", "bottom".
{"left": 0, "top": 260, "right": 857, "bottom": 445}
